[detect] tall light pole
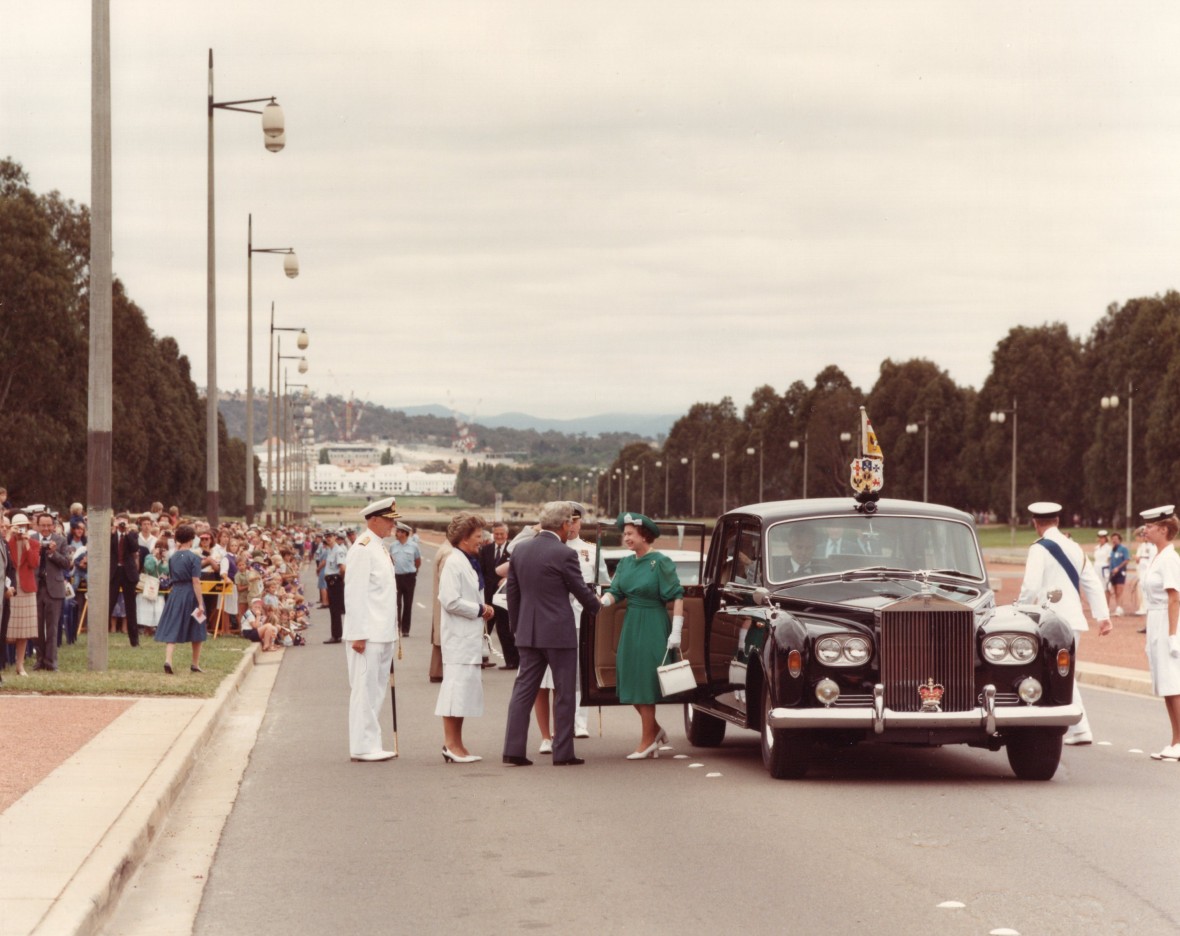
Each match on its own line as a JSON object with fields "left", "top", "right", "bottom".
{"left": 207, "top": 48, "right": 285, "bottom": 525}
{"left": 267, "top": 305, "right": 308, "bottom": 525}
{"left": 1101, "top": 383, "right": 1133, "bottom": 540}
{"left": 789, "top": 433, "right": 809, "bottom": 498}
{"left": 246, "top": 214, "right": 299, "bottom": 524}
{"left": 277, "top": 353, "right": 308, "bottom": 524}
{"left": 681, "top": 456, "right": 695, "bottom": 517}
{"left": 712, "top": 451, "right": 727, "bottom": 514}
{"left": 989, "top": 399, "right": 1018, "bottom": 543}
{"left": 88, "top": 0, "right": 113, "bottom": 670}
{"left": 746, "top": 444, "right": 763, "bottom": 503}
{"left": 905, "top": 410, "right": 930, "bottom": 502}
{"left": 286, "top": 381, "right": 309, "bottom": 522}
{"left": 633, "top": 463, "right": 644, "bottom": 514}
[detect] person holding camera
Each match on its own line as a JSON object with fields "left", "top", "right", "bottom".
{"left": 34, "top": 512, "right": 71, "bottom": 671}
{"left": 110, "top": 511, "right": 142, "bottom": 647}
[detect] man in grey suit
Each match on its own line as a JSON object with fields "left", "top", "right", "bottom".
{"left": 34, "top": 512, "right": 71, "bottom": 672}
{"left": 502, "top": 502, "right": 601, "bottom": 766}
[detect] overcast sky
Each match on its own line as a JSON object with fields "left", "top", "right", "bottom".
{"left": 5, "top": 2, "right": 1179, "bottom": 421}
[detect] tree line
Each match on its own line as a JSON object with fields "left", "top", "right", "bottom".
{"left": 600, "top": 300, "right": 1180, "bottom": 527}
{"left": 0, "top": 159, "right": 261, "bottom": 514}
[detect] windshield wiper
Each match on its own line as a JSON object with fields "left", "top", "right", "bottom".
{"left": 925, "top": 568, "right": 982, "bottom": 581}
{"left": 840, "top": 566, "right": 916, "bottom": 579}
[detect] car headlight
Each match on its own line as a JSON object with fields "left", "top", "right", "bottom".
{"left": 816, "top": 637, "right": 842, "bottom": 664}
{"left": 815, "top": 678, "right": 840, "bottom": 707}
{"left": 982, "top": 635, "right": 1009, "bottom": 663}
{"left": 815, "top": 634, "right": 871, "bottom": 667}
{"left": 981, "top": 633, "right": 1039, "bottom": 665}
{"left": 1009, "top": 636, "right": 1037, "bottom": 662}
{"left": 844, "top": 637, "right": 870, "bottom": 664}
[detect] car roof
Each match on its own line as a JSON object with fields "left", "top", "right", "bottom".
{"left": 720, "top": 498, "right": 976, "bottom": 526}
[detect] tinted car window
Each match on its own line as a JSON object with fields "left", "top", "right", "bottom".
{"left": 766, "top": 516, "right": 984, "bottom": 583}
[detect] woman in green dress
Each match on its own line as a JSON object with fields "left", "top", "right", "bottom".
{"left": 601, "top": 512, "right": 684, "bottom": 759}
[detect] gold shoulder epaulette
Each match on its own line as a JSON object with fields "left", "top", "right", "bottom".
{"left": 358, "top": 534, "right": 372, "bottom": 546}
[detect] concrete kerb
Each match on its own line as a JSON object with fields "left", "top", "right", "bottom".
{"left": 35, "top": 643, "right": 262, "bottom": 936}
{"left": 1077, "top": 661, "right": 1153, "bottom": 697}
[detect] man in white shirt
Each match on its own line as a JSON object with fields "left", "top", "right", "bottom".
{"left": 565, "top": 503, "right": 595, "bottom": 738}
{"left": 1017, "top": 502, "right": 1113, "bottom": 745}
{"left": 342, "top": 497, "right": 401, "bottom": 762}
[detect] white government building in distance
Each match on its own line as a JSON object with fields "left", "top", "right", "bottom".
{"left": 260, "top": 443, "right": 458, "bottom": 496}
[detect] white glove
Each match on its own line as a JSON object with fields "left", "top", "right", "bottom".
{"left": 667, "top": 615, "right": 684, "bottom": 649}
{"left": 1169, "top": 634, "right": 1180, "bottom": 659}
{"left": 601, "top": 593, "right": 614, "bottom": 607}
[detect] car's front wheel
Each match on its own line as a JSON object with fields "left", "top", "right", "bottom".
{"left": 760, "top": 681, "right": 810, "bottom": 779}
{"left": 1005, "top": 728, "right": 1064, "bottom": 781}
{"left": 684, "top": 703, "right": 726, "bottom": 747}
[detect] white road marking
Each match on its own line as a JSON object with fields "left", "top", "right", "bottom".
{"left": 673, "top": 754, "right": 688, "bottom": 759}
{"left": 705, "top": 772, "right": 722, "bottom": 778}
{"left": 936, "top": 901, "right": 965, "bottom": 909}
{"left": 688, "top": 762, "right": 704, "bottom": 768}
{"left": 989, "top": 929, "right": 1020, "bottom": 935}
{"left": 1096, "top": 740, "right": 1112, "bottom": 746}
{"left": 1129, "top": 748, "right": 1144, "bottom": 754}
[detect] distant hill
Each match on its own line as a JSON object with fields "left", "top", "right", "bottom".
{"left": 217, "top": 394, "right": 668, "bottom": 465}
{"left": 332, "top": 401, "right": 675, "bottom": 438}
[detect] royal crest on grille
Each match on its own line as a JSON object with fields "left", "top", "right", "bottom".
{"left": 918, "top": 678, "right": 945, "bottom": 713}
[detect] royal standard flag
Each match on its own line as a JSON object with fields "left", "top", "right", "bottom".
{"left": 860, "top": 407, "right": 883, "bottom": 459}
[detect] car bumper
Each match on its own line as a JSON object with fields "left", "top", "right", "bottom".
{"left": 767, "top": 684, "right": 1083, "bottom": 735}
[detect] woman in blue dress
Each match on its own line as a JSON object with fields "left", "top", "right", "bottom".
{"left": 154, "top": 524, "right": 207, "bottom": 674}
{"left": 600, "top": 512, "right": 684, "bottom": 760}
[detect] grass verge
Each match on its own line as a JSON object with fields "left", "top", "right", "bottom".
{"left": 1, "top": 633, "right": 252, "bottom": 698}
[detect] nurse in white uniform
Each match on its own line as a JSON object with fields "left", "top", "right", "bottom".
{"left": 1138, "top": 505, "right": 1180, "bottom": 761}
{"left": 343, "top": 497, "right": 401, "bottom": 763}
{"left": 436, "top": 513, "right": 495, "bottom": 763}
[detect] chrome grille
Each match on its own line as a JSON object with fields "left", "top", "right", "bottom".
{"left": 880, "top": 599, "right": 974, "bottom": 712}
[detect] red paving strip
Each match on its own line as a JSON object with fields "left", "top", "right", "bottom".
{"left": 0, "top": 697, "right": 133, "bottom": 814}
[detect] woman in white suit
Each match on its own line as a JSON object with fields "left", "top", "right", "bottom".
{"left": 436, "top": 513, "right": 495, "bottom": 763}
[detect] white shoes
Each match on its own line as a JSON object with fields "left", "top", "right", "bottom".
{"left": 1150, "top": 744, "right": 1180, "bottom": 761}
{"left": 539, "top": 738, "right": 553, "bottom": 754}
{"left": 351, "top": 750, "right": 397, "bottom": 762}
{"left": 574, "top": 728, "right": 590, "bottom": 739}
{"left": 442, "top": 746, "right": 482, "bottom": 764}
{"left": 1063, "top": 733, "right": 1093, "bottom": 746}
{"left": 626, "top": 728, "right": 668, "bottom": 760}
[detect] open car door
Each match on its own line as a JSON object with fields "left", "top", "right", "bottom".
{"left": 579, "top": 520, "right": 708, "bottom": 706}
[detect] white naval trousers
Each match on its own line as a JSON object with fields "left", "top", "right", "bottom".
{"left": 346, "top": 640, "right": 396, "bottom": 756}
{"left": 1068, "top": 627, "right": 1092, "bottom": 740}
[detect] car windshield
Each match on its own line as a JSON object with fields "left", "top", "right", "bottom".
{"left": 764, "top": 515, "right": 985, "bottom": 584}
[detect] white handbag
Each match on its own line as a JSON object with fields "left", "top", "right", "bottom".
{"left": 656, "top": 648, "right": 696, "bottom": 697}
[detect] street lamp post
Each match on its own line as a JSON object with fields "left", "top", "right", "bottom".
{"left": 712, "top": 451, "right": 727, "bottom": 514}
{"left": 277, "top": 352, "right": 308, "bottom": 524}
{"left": 989, "top": 399, "right": 1018, "bottom": 543}
{"left": 905, "top": 410, "right": 930, "bottom": 502}
{"left": 207, "top": 48, "right": 285, "bottom": 525}
{"left": 1101, "top": 383, "right": 1134, "bottom": 540}
{"left": 789, "top": 433, "right": 809, "bottom": 498}
{"left": 267, "top": 305, "right": 308, "bottom": 525}
{"left": 681, "top": 456, "right": 695, "bottom": 517}
{"left": 246, "top": 214, "right": 299, "bottom": 524}
{"left": 746, "top": 445, "right": 763, "bottom": 503}
{"left": 634, "top": 463, "right": 644, "bottom": 515}
{"left": 284, "top": 380, "right": 309, "bottom": 523}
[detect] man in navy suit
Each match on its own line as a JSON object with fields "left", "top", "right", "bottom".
{"left": 502, "top": 502, "right": 600, "bottom": 766}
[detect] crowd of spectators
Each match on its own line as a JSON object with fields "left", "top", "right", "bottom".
{"left": 2, "top": 486, "right": 321, "bottom": 673}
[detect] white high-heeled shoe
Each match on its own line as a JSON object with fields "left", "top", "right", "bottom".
{"left": 626, "top": 737, "right": 662, "bottom": 760}
{"left": 442, "top": 746, "right": 483, "bottom": 764}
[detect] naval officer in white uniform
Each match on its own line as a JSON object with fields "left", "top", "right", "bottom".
{"left": 1136, "top": 505, "right": 1180, "bottom": 761}
{"left": 343, "top": 497, "right": 401, "bottom": 762}
{"left": 1016, "top": 501, "right": 1112, "bottom": 745}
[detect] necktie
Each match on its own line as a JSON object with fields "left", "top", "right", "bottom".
{"left": 118, "top": 535, "right": 124, "bottom": 564}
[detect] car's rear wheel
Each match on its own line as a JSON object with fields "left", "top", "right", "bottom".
{"left": 760, "top": 681, "right": 809, "bottom": 779}
{"left": 1005, "top": 728, "right": 1063, "bottom": 781}
{"left": 684, "top": 703, "right": 726, "bottom": 747}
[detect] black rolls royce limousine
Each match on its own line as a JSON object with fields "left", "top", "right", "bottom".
{"left": 581, "top": 498, "right": 1082, "bottom": 780}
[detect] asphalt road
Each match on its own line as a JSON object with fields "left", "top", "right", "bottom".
{"left": 188, "top": 545, "right": 1179, "bottom": 936}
